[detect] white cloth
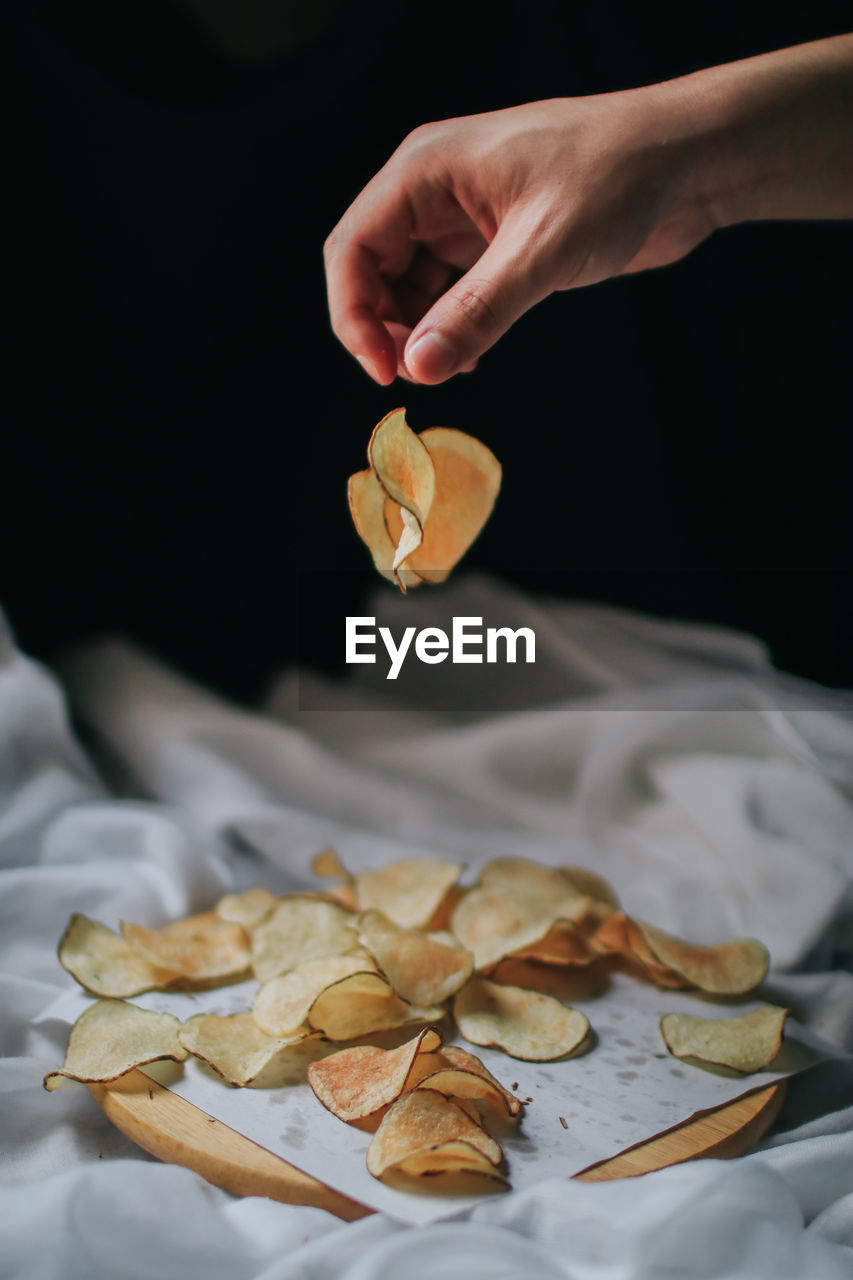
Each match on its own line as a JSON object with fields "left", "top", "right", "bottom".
{"left": 1, "top": 577, "right": 852, "bottom": 1279}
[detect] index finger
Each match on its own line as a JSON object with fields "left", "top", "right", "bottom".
{"left": 324, "top": 175, "right": 417, "bottom": 385}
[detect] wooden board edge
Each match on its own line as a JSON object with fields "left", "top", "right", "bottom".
{"left": 89, "top": 1073, "right": 787, "bottom": 1216}
{"left": 88, "top": 1070, "right": 370, "bottom": 1220}
{"left": 575, "top": 1080, "right": 786, "bottom": 1182}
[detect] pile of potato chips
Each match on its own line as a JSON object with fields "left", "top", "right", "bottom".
{"left": 348, "top": 408, "right": 502, "bottom": 591}
{"left": 46, "top": 851, "right": 787, "bottom": 1193}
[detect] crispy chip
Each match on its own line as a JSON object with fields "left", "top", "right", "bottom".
{"left": 311, "top": 847, "right": 352, "bottom": 883}
{"left": 454, "top": 975, "right": 590, "bottom": 1061}
{"left": 253, "top": 952, "right": 377, "bottom": 1037}
{"left": 357, "top": 909, "right": 473, "bottom": 1006}
{"left": 307, "top": 1027, "right": 443, "bottom": 1122}
{"left": 44, "top": 999, "right": 186, "bottom": 1090}
{"left": 121, "top": 911, "right": 251, "bottom": 985}
{"left": 511, "top": 920, "right": 595, "bottom": 967}
{"left": 660, "top": 1005, "right": 788, "bottom": 1073}
{"left": 417, "top": 1043, "right": 522, "bottom": 1118}
{"left": 366, "top": 1090, "right": 502, "bottom": 1180}
{"left": 58, "top": 913, "right": 180, "bottom": 997}
{"left": 349, "top": 410, "right": 501, "bottom": 592}
{"left": 382, "top": 427, "right": 502, "bottom": 586}
{"left": 451, "top": 887, "right": 561, "bottom": 971}
{"left": 307, "top": 971, "right": 444, "bottom": 1041}
{"left": 251, "top": 898, "right": 357, "bottom": 984}
{"left": 355, "top": 859, "right": 462, "bottom": 930}
{"left": 634, "top": 922, "right": 770, "bottom": 995}
{"left": 179, "top": 1012, "right": 311, "bottom": 1086}
{"left": 215, "top": 887, "right": 277, "bottom": 930}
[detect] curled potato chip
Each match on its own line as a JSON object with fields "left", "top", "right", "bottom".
{"left": 454, "top": 975, "right": 590, "bottom": 1061}
{"left": 307, "top": 971, "right": 444, "bottom": 1041}
{"left": 251, "top": 898, "right": 357, "bottom": 983}
{"left": 510, "top": 920, "right": 595, "bottom": 967}
{"left": 121, "top": 911, "right": 251, "bottom": 986}
{"left": 44, "top": 999, "right": 186, "bottom": 1090}
{"left": 382, "top": 427, "right": 502, "bottom": 586}
{"left": 357, "top": 909, "right": 473, "bottom": 1006}
{"left": 366, "top": 1089, "right": 503, "bottom": 1181}
{"left": 633, "top": 922, "right": 770, "bottom": 996}
{"left": 478, "top": 859, "right": 596, "bottom": 917}
{"left": 417, "top": 1044, "right": 522, "bottom": 1118}
{"left": 349, "top": 409, "right": 501, "bottom": 592}
{"left": 179, "top": 1012, "right": 311, "bottom": 1086}
{"left": 253, "top": 952, "right": 377, "bottom": 1037}
{"left": 58, "top": 913, "right": 180, "bottom": 997}
{"left": 356, "top": 859, "right": 463, "bottom": 931}
{"left": 307, "top": 1026, "right": 443, "bottom": 1122}
{"left": 215, "top": 887, "right": 277, "bottom": 930}
{"left": 660, "top": 1005, "right": 788, "bottom": 1073}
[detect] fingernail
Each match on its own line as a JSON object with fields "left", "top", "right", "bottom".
{"left": 356, "top": 354, "right": 381, "bottom": 383}
{"left": 406, "top": 331, "right": 457, "bottom": 382}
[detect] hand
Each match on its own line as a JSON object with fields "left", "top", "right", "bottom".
{"left": 324, "top": 34, "right": 853, "bottom": 386}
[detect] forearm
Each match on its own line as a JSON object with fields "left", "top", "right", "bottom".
{"left": 664, "top": 33, "right": 853, "bottom": 228}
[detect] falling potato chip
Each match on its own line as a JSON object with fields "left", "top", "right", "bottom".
{"left": 215, "top": 887, "right": 277, "bottom": 930}
{"left": 44, "top": 999, "right": 186, "bottom": 1090}
{"left": 454, "top": 975, "right": 590, "bottom": 1061}
{"left": 179, "top": 1012, "right": 311, "bottom": 1086}
{"left": 349, "top": 409, "right": 501, "bottom": 592}
{"left": 633, "top": 922, "right": 770, "bottom": 995}
{"left": 660, "top": 1005, "right": 788, "bottom": 1073}
{"left": 253, "top": 952, "right": 377, "bottom": 1037}
{"left": 307, "top": 970, "right": 444, "bottom": 1041}
{"left": 366, "top": 1089, "right": 503, "bottom": 1180}
{"left": 451, "top": 887, "right": 562, "bottom": 971}
{"left": 382, "top": 427, "right": 502, "bottom": 586}
{"left": 307, "top": 1026, "right": 443, "bottom": 1122}
{"left": 251, "top": 898, "right": 358, "bottom": 984}
{"left": 121, "top": 911, "right": 251, "bottom": 986}
{"left": 58, "top": 913, "right": 180, "bottom": 997}
{"left": 417, "top": 1043, "right": 522, "bottom": 1118}
{"left": 355, "top": 859, "right": 463, "bottom": 931}
{"left": 357, "top": 909, "right": 473, "bottom": 1007}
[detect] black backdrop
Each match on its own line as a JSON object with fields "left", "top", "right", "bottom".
{"left": 4, "top": 1, "right": 852, "bottom": 699}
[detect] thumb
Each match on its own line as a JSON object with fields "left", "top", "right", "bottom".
{"left": 403, "top": 227, "right": 550, "bottom": 384}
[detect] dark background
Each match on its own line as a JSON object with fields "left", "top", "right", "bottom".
{"left": 3, "top": 0, "right": 852, "bottom": 701}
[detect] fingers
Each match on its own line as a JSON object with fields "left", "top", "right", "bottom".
{"left": 403, "top": 223, "right": 551, "bottom": 384}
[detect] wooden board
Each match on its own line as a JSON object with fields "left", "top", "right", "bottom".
{"left": 89, "top": 1073, "right": 785, "bottom": 1218}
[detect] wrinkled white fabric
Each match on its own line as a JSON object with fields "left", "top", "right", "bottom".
{"left": 1, "top": 578, "right": 852, "bottom": 1280}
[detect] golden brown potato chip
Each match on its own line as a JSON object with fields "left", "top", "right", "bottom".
{"left": 454, "top": 975, "right": 590, "bottom": 1061}
{"left": 252, "top": 952, "right": 377, "bottom": 1037}
{"left": 179, "top": 1012, "right": 311, "bottom": 1086}
{"left": 382, "top": 427, "right": 502, "bottom": 586}
{"left": 633, "top": 922, "right": 770, "bottom": 995}
{"left": 417, "top": 1044, "right": 522, "bottom": 1119}
{"left": 44, "top": 999, "right": 186, "bottom": 1090}
{"left": 349, "top": 410, "right": 501, "bottom": 592}
{"left": 215, "top": 887, "right": 277, "bottom": 930}
{"left": 478, "top": 858, "right": 591, "bottom": 913}
{"left": 311, "top": 847, "right": 352, "bottom": 883}
{"left": 121, "top": 911, "right": 251, "bottom": 986}
{"left": 307, "top": 971, "right": 444, "bottom": 1041}
{"left": 451, "top": 887, "right": 561, "bottom": 971}
{"left": 511, "top": 920, "right": 595, "bottom": 967}
{"left": 366, "top": 1089, "right": 502, "bottom": 1180}
{"left": 58, "top": 914, "right": 180, "bottom": 997}
{"left": 250, "top": 898, "right": 357, "bottom": 983}
{"left": 660, "top": 1005, "right": 788, "bottom": 1073}
{"left": 355, "top": 859, "right": 463, "bottom": 931}
{"left": 307, "top": 1026, "right": 443, "bottom": 1122}
{"left": 357, "top": 909, "right": 473, "bottom": 1006}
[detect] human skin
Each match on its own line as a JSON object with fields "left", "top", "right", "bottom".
{"left": 324, "top": 33, "right": 853, "bottom": 385}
